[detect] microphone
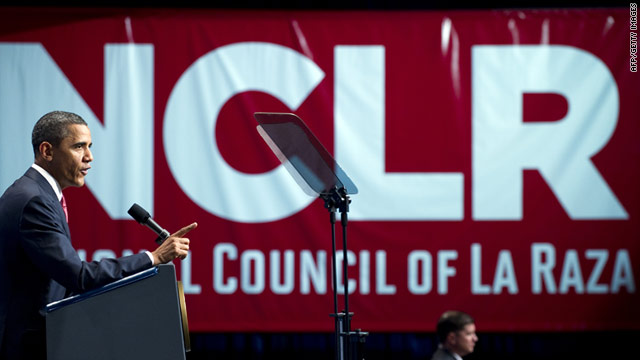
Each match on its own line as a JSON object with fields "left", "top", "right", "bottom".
{"left": 127, "top": 203, "right": 170, "bottom": 245}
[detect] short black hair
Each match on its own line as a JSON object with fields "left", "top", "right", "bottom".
{"left": 436, "top": 310, "right": 474, "bottom": 343}
{"left": 32, "top": 111, "right": 87, "bottom": 157}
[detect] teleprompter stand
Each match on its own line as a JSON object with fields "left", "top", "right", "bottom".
{"left": 254, "top": 112, "right": 368, "bottom": 360}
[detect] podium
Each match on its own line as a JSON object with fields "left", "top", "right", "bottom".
{"left": 45, "top": 264, "right": 190, "bottom": 360}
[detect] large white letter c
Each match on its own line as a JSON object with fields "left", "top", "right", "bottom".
{"left": 164, "top": 42, "right": 324, "bottom": 222}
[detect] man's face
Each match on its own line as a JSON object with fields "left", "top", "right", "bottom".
{"left": 450, "top": 323, "right": 478, "bottom": 356}
{"left": 49, "top": 124, "right": 93, "bottom": 189}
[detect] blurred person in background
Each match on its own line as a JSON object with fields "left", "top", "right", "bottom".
{"left": 431, "top": 310, "right": 478, "bottom": 360}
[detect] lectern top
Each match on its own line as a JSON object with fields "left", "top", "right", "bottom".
{"left": 45, "top": 266, "right": 159, "bottom": 313}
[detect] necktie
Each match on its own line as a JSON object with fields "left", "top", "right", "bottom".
{"left": 60, "top": 194, "right": 69, "bottom": 223}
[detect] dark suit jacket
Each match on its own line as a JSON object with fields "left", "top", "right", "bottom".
{"left": 431, "top": 347, "right": 459, "bottom": 360}
{"left": 0, "top": 167, "right": 152, "bottom": 359}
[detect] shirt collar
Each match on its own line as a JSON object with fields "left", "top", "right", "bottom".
{"left": 31, "top": 163, "right": 63, "bottom": 201}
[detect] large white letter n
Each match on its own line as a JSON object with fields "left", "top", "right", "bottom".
{"left": 472, "top": 45, "right": 627, "bottom": 220}
{"left": 0, "top": 43, "right": 154, "bottom": 219}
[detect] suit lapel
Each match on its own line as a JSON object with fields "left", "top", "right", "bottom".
{"left": 24, "top": 167, "right": 71, "bottom": 237}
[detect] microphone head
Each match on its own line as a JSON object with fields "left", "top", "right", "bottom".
{"left": 127, "top": 203, "right": 150, "bottom": 224}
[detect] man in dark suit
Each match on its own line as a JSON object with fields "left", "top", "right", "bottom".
{"left": 0, "top": 111, "right": 197, "bottom": 360}
{"left": 431, "top": 310, "right": 478, "bottom": 360}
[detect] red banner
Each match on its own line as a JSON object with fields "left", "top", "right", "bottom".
{"left": 0, "top": 7, "right": 638, "bottom": 332}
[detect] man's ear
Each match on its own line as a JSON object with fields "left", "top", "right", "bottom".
{"left": 38, "top": 142, "right": 54, "bottom": 161}
{"left": 446, "top": 331, "right": 457, "bottom": 346}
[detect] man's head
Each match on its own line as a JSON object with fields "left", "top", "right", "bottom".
{"left": 32, "top": 111, "right": 93, "bottom": 189}
{"left": 436, "top": 310, "right": 478, "bottom": 356}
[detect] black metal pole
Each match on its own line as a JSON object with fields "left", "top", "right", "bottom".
{"left": 325, "top": 187, "right": 357, "bottom": 360}
{"left": 330, "top": 210, "right": 338, "bottom": 316}
{"left": 341, "top": 215, "right": 350, "bottom": 335}
{"left": 334, "top": 188, "right": 351, "bottom": 360}
{"left": 329, "top": 208, "right": 340, "bottom": 360}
